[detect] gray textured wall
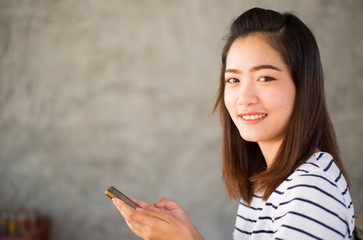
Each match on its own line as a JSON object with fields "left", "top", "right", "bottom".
{"left": 0, "top": 0, "right": 362, "bottom": 239}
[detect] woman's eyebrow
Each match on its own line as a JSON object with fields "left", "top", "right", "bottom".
{"left": 225, "top": 65, "right": 282, "bottom": 75}
{"left": 225, "top": 68, "right": 242, "bottom": 74}
{"left": 252, "top": 65, "right": 282, "bottom": 72}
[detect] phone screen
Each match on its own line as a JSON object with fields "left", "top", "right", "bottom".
{"left": 105, "top": 186, "right": 141, "bottom": 210}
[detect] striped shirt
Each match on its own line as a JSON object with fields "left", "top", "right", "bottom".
{"left": 233, "top": 152, "right": 355, "bottom": 240}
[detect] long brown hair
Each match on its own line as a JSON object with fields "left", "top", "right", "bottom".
{"left": 214, "top": 8, "right": 349, "bottom": 204}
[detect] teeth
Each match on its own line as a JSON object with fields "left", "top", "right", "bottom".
{"left": 242, "top": 114, "right": 266, "bottom": 120}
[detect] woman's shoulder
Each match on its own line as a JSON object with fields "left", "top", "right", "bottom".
{"left": 271, "top": 152, "right": 352, "bottom": 210}
{"left": 293, "top": 152, "right": 348, "bottom": 193}
{"left": 265, "top": 152, "right": 355, "bottom": 239}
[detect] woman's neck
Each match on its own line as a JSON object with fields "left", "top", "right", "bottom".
{"left": 258, "top": 140, "right": 282, "bottom": 168}
{"left": 259, "top": 140, "right": 322, "bottom": 168}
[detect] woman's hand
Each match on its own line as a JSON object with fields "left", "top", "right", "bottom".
{"left": 112, "top": 197, "right": 203, "bottom": 240}
{"left": 153, "top": 197, "right": 204, "bottom": 240}
{"left": 113, "top": 198, "right": 193, "bottom": 240}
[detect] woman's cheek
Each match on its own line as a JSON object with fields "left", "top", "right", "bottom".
{"left": 224, "top": 91, "right": 235, "bottom": 115}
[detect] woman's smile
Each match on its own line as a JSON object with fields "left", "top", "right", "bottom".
{"left": 238, "top": 113, "right": 268, "bottom": 123}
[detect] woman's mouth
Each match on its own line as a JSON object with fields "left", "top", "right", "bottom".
{"left": 240, "top": 113, "right": 267, "bottom": 120}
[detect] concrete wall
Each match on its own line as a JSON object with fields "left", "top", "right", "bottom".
{"left": 0, "top": 0, "right": 362, "bottom": 239}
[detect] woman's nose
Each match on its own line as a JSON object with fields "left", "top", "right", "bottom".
{"left": 236, "top": 82, "right": 258, "bottom": 106}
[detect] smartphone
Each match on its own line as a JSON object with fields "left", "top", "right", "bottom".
{"left": 105, "top": 186, "right": 141, "bottom": 210}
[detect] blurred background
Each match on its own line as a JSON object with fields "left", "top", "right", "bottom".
{"left": 0, "top": 0, "right": 362, "bottom": 239}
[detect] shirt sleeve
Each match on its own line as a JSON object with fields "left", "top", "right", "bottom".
{"left": 273, "top": 173, "right": 353, "bottom": 240}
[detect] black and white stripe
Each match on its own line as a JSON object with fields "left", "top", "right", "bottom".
{"left": 233, "top": 152, "right": 355, "bottom": 240}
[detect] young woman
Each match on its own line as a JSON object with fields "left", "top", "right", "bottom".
{"left": 112, "top": 8, "right": 355, "bottom": 240}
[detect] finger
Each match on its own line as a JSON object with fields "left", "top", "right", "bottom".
{"left": 113, "top": 198, "right": 150, "bottom": 239}
{"left": 114, "top": 198, "right": 170, "bottom": 233}
{"left": 140, "top": 208, "right": 175, "bottom": 223}
{"left": 129, "top": 197, "right": 160, "bottom": 212}
{"left": 118, "top": 200, "right": 172, "bottom": 231}
{"left": 112, "top": 198, "right": 124, "bottom": 215}
{"left": 113, "top": 198, "right": 135, "bottom": 217}
{"left": 128, "top": 197, "right": 149, "bottom": 208}
{"left": 154, "top": 197, "right": 180, "bottom": 210}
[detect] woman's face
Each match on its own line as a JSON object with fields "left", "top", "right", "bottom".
{"left": 224, "top": 33, "right": 296, "bottom": 148}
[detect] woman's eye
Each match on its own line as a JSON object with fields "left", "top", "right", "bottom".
{"left": 258, "top": 76, "right": 275, "bottom": 82}
{"left": 225, "top": 78, "right": 239, "bottom": 83}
